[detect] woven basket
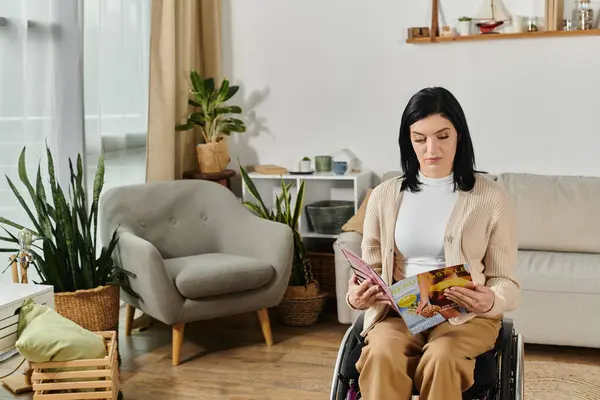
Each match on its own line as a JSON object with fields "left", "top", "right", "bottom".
{"left": 307, "top": 252, "right": 336, "bottom": 297}
{"left": 277, "top": 282, "right": 327, "bottom": 326}
{"left": 305, "top": 200, "right": 354, "bottom": 234}
{"left": 54, "top": 285, "right": 120, "bottom": 332}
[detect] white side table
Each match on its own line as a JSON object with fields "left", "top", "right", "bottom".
{"left": 0, "top": 283, "right": 54, "bottom": 393}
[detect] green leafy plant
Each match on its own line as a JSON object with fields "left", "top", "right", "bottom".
{"left": 0, "top": 146, "right": 135, "bottom": 295}
{"left": 175, "top": 69, "right": 246, "bottom": 144}
{"left": 238, "top": 163, "right": 315, "bottom": 287}
{"left": 302, "top": 157, "right": 311, "bottom": 161}
{"left": 458, "top": 16, "right": 472, "bottom": 21}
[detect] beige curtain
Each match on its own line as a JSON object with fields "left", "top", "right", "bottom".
{"left": 146, "top": 0, "right": 222, "bottom": 182}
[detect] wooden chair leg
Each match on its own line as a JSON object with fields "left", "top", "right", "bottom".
{"left": 172, "top": 323, "right": 185, "bottom": 366}
{"left": 125, "top": 304, "right": 135, "bottom": 337}
{"left": 256, "top": 308, "right": 273, "bottom": 346}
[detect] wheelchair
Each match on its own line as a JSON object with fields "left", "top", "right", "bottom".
{"left": 330, "top": 313, "right": 524, "bottom": 400}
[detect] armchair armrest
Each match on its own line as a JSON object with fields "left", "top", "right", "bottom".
{"left": 217, "top": 212, "right": 294, "bottom": 290}
{"left": 114, "top": 230, "right": 185, "bottom": 325}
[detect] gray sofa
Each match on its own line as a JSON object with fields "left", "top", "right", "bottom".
{"left": 100, "top": 179, "right": 294, "bottom": 365}
{"left": 335, "top": 172, "right": 600, "bottom": 349}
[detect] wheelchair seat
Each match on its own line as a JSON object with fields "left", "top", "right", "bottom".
{"left": 331, "top": 313, "right": 524, "bottom": 400}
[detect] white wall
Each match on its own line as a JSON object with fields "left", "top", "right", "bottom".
{"left": 222, "top": 0, "right": 600, "bottom": 182}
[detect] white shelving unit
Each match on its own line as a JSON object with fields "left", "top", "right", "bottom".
{"left": 242, "top": 170, "right": 372, "bottom": 239}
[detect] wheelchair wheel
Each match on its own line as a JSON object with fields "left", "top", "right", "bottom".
{"left": 513, "top": 334, "right": 524, "bottom": 400}
{"left": 331, "top": 327, "right": 353, "bottom": 400}
{"left": 499, "top": 332, "right": 524, "bottom": 400}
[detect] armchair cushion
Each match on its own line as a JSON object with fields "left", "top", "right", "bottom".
{"left": 164, "top": 253, "right": 275, "bottom": 299}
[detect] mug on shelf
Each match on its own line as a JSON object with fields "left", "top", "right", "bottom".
{"left": 332, "top": 161, "right": 348, "bottom": 175}
{"left": 315, "top": 155, "right": 332, "bottom": 172}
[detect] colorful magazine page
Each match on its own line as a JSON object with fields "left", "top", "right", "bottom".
{"left": 335, "top": 243, "right": 401, "bottom": 314}
{"left": 335, "top": 243, "right": 475, "bottom": 335}
{"left": 389, "top": 264, "right": 474, "bottom": 335}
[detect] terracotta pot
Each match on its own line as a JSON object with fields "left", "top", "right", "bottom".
{"left": 195, "top": 139, "right": 230, "bottom": 173}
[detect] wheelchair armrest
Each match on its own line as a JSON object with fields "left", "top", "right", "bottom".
{"left": 494, "top": 318, "right": 514, "bottom": 353}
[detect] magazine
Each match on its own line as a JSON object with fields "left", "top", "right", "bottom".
{"left": 336, "top": 243, "right": 474, "bottom": 335}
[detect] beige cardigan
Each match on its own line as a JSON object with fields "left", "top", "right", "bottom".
{"left": 348, "top": 174, "right": 521, "bottom": 337}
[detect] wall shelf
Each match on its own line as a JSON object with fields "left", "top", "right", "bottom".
{"left": 406, "top": 29, "right": 600, "bottom": 44}
{"left": 241, "top": 171, "right": 372, "bottom": 239}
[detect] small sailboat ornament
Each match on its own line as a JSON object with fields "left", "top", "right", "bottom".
{"left": 475, "top": 0, "right": 512, "bottom": 33}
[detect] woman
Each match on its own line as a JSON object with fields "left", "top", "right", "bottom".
{"left": 346, "top": 87, "right": 520, "bottom": 400}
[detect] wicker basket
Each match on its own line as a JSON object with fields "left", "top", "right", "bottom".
{"left": 305, "top": 200, "right": 355, "bottom": 234}
{"left": 54, "top": 285, "right": 120, "bottom": 332}
{"left": 30, "top": 331, "right": 119, "bottom": 399}
{"left": 307, "top": 252, "right": 336, "bottom": 297}
{"left": 277, "top": 283, "right": 327, "bottom": 326}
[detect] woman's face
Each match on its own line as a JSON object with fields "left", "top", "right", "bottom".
{"left": 409, "top": 114, "right": 457, "bottom": 178}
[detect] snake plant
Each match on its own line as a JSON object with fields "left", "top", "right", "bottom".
{"left": 0, "top": 146, "right": 134, "bottom": 295}
{"left": 239, "top": 164, "right": 315, "bottom": 287}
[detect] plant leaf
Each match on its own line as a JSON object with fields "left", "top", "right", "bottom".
{"left": 190, "top": 70, "right": 205, "bottom": 98}
{"left": 203, "top": 78, "right": 215, "bottom": 95}
{"left": 292, "top": 179, "right": 305, "bottom": 231}
{"left": 228, "top": 105, "right": 242, "bottom": 114}
{"left": 5, "top": 176, "right": 43, "bottom": 235}
{"left": 216, "top": 79, "right": 230, "bottom": 103}
{"left": 175, "top": 123, "right": 198, "bottom": 132}
{"left": 223, "top": 86, "right": 239, "bottom": 102}
{"left": 239, "top": 164, "right": 270, "bottom": 216}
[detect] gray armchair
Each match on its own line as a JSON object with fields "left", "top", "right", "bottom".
{"left": 99, "top": 179, "right": 293, "bottom": 365}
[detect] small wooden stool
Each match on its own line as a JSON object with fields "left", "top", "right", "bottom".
{"left": 183, "top": 169, "right": 236, "bottom": 190}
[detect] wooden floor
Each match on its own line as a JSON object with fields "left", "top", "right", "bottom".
{"left": 2, "top": 302, "right": 600, "bottom": 400}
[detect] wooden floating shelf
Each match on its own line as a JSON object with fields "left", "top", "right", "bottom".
{"left": 406, "top": 29, "right": 600, "bottom": 44}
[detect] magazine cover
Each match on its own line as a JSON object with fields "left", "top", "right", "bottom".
{"left": 336, "top": 243, "right": 474, "bottom": 335}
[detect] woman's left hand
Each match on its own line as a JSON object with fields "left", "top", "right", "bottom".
{"left": 444, "top": 282, "right": 495, "bottom": 314}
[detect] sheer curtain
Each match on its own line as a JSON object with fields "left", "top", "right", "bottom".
{"left": 0, "top": 0, "right": 84, "bottom": 283}
{"left": 84, "top": 0, "right": 150, "bottom": 195}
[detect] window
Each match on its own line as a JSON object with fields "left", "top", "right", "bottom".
{"left": 0, "top": 0, "right": 150, "bottom": 283}
{"left": 83, "top": 0, "right": 149, "bottom": 197}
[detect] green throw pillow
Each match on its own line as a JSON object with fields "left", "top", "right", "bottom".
{"left": 15, "top": 298, "right": 107, "bottom": 363}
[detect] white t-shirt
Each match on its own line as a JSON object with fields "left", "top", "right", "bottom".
{"left": 394, "top": 172, "right": 458, "bottom": 278}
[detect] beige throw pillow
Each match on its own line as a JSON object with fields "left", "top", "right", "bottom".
{"left": 341, "top": 188, "right": 373, "bottom": 236}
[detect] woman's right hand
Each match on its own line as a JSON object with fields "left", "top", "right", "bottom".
{"left": 347, "top": 274, "right": 394, "bottom": 310}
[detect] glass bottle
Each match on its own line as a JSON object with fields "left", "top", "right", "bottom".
{"left": 574, "top": 0, "right": 594, "bottom": 30}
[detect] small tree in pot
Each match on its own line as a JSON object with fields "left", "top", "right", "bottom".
{"left": 176, "top": 69, "right": 246, "bottom": 174}
{"left": 239, "top": 164, "right": 326, "bottom": 326}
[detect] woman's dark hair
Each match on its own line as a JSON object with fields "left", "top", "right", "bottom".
{"left": 398, "top": 87, "right": 481, "bottom": 193}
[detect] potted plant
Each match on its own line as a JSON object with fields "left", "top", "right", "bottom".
{"left": 0, "top": 146, "right": 135, "bottom": 333}
{"left": 176, "top": 69, "right": 246, "bottom": 174}
{"left": 299, "top": 157, "right": 311, "bottom": 172}
{"left": 458, "top": 16, "right": 472, "bottom": 36}
{"left": 239, "top": 164, "right": 326, "bottom": 326}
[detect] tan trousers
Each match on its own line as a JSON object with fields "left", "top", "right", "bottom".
{"left": 355, "top": 315, "right": 501, "bottom": 400}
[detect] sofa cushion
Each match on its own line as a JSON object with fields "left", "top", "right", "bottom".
{"left": 164, "top": 253, "right": 274, "bottom": 299}
{"left": 498, "top": 173, "right": 600, "bottom": 253}
{"left": 516, "top": 250, "right": 600, "bottom": 294}
{"left": 382, "top": 171, "right": 402, "bottom": 181}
